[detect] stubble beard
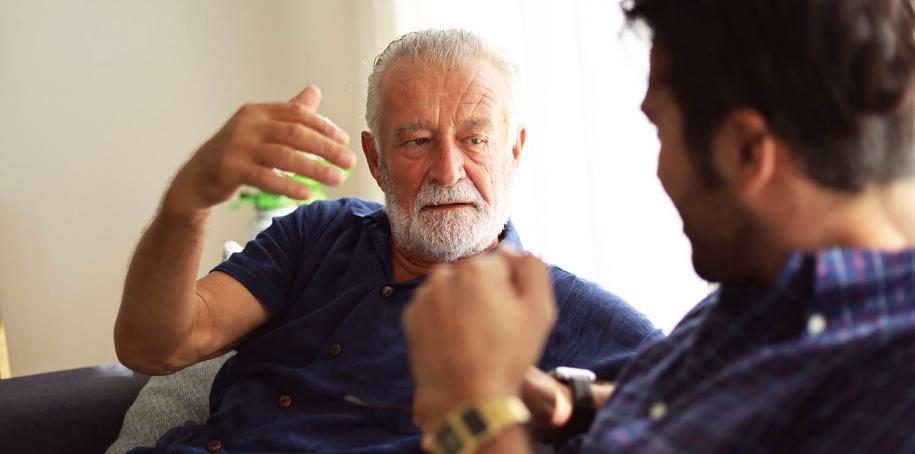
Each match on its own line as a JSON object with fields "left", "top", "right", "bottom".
{"left": 684, "top": 189, "right": 770, "bottom": 285}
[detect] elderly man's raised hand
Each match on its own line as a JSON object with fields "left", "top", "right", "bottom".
{"left": 164, "top": 85, "right": 355, "bottom": 214}
{"left": 403, "top": 248, "right": 558, "bottom": 435}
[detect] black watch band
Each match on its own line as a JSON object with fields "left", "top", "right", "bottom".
{"left": 559, "top": 376, "right": 596, "bottom": 440}
{"left": 548, "top": 367, "right": 597, "bottom": 442}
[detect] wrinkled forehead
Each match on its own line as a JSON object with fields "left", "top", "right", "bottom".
{"left": 379, "top": 59, "right": 512, "bottom": 126}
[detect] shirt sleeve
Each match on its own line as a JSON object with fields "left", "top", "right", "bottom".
{"left": 540, "top": 267, "right": 664, "bottom": 380}
{"left": 211, "top": 204, "right": 319, "bottom": 317}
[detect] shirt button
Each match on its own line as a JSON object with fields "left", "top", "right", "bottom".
{"left": 807, "top": 313, "right": 827, "bottom": 335}
{"left": 650, "top": 401, "right": 667, "bottom": 421}
{"left": 381, "top": 285, "right": 394, "bottom": 298}
{"left": 207, "top": 438, "right": 222, "bottom": 452}
{"left": 278, "top": 394, "right": 293, "bottom": 408}
{"left": 329, "top": 343, "right": 343, "bottom": 357}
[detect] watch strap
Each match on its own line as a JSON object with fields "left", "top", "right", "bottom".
{"left": 558, "top": 375, "right": 597, "bottom": 440}
{"left": 431, "top": 396, "right": 531, "bottom": 454}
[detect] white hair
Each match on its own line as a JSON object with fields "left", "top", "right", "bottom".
{"left": 365, "top": 28, "right": 522, "bottom": 152}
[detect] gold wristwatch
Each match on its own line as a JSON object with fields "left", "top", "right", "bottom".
{"left": 430, "top": 396, "right": 531, "bottom": 454}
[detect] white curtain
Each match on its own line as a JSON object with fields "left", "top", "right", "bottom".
{"left": 388, "top": 0, "right": 708, "bottom": 332}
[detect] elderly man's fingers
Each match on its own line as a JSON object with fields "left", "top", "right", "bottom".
{"left": 242, "top": 167, "right": 312, "bottom": 200}
{"left": 521, "top": 368, "right": 558, "bottom": 418}
{"left": 262, "top": 122, "right": 356, "bottom": 170}
{"left": 257, "top": 144, "right": 345, "bottom": 187}
{"left": 271, "top": 103, "right": 351, "bottom": 146}
{"left": 289, "top": 84, "right": 322, "bottom": 111}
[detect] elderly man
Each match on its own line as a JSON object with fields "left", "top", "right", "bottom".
{"left": 114, "top": 29, "right": 658, "bottom": 452}
{"left": 404, "top": 1, "right": 915, "bottom": 453}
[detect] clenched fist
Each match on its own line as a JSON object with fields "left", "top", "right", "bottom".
{"left": 403, "top": 247, "right": 557, "bottom": 432}
{"left": 165, "top": 85, "right": 355, "bottom": 214}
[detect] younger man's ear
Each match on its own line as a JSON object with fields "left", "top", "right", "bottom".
{"left": 712, "top": 109, "right": 778, "bottom": 198}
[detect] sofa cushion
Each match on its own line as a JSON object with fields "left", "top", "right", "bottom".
{"left": 105, "top": 353, "right": 233, "bottom": 453}
{"left": 0, "top": 364, "right": 149, "bottom": 454}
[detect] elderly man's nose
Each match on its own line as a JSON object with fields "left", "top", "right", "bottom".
{"left": 429, "top": 141, "right": 465, "bottom": 186}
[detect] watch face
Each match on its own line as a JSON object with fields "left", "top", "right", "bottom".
{"left": 436, "top": 425, "right": 463, "bottom": 454}
{"left": 461, "top": 408, "right": 487, "bottom": 436}
{"left": 551, "top": 366, "right": 597, "bottom": 382}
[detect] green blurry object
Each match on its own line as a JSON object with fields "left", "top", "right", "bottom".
{"left": 229, "top": 158, "right": 351, "bottom": 212}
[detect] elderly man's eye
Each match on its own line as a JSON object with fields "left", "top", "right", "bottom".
{"left": 467, "top": 137, "right": 487, "bottom": 145}
{"left": 406, "top": 137, "right": 431, "bottom": 146}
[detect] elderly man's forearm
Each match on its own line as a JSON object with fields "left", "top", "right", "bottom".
{"left": 114, "top": 190, "right": 211, "bottom": 375}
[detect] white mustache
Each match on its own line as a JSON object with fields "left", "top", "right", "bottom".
{"left": 413, "top": 180, "right": 483, "bottom": 212}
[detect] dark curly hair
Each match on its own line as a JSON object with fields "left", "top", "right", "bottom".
{"left": 625, "top": 0, "right": 915, "bottom": 190}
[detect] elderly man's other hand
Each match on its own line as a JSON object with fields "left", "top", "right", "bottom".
{"left": 403, "top": 248, "right": 557, "bottom": 436}
{"left": 165, "top": 85, "right": 356, "bottom": 215}
{"left": 521, "top": 367, "right": 616, "bottom": 442}
{"left": 521, "top": 367, "right": 573, "bottom": 440}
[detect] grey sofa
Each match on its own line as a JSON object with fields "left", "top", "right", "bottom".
{"left": 0, "top": 364, "right": 149, "bottom": 454}
{"left": 0, "top": 362, "right": 560, "bottom": 454}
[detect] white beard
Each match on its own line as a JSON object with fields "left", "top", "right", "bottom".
{"left": 379, "top": 161, "right": 513, "bottom": 262}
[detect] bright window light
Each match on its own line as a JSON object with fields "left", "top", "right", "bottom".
{"left": 391, "top": 0, "right": 710, "bottom": 332}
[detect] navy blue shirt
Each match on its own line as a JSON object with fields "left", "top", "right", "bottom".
{"left": 137, "top": 198, "right": 660, "bottom": 453}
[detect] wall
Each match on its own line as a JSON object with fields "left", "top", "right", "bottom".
{"left": 0, "top": 0, "right": 387, "bottom": 376}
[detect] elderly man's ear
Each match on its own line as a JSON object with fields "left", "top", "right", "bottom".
{"left": 361, "top": 131, "right": 382, "bottom": 186}
{"left": 512, "top": 126, "right": 527, "bottom": 165}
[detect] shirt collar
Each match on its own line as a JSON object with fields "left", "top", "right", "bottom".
{"left": 728, "top": 247, "right": 915, "bottom": 333}
{"left": 807, "top": 248, "right": 915, "bottom": 327}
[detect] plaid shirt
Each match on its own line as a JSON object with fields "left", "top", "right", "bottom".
{"left": 566, "top": 248, "right": 915, "bottom": 453}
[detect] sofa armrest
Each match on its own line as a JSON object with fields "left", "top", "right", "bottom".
{"left": 0, "top": 363, "right": 149, "bottom": 454}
